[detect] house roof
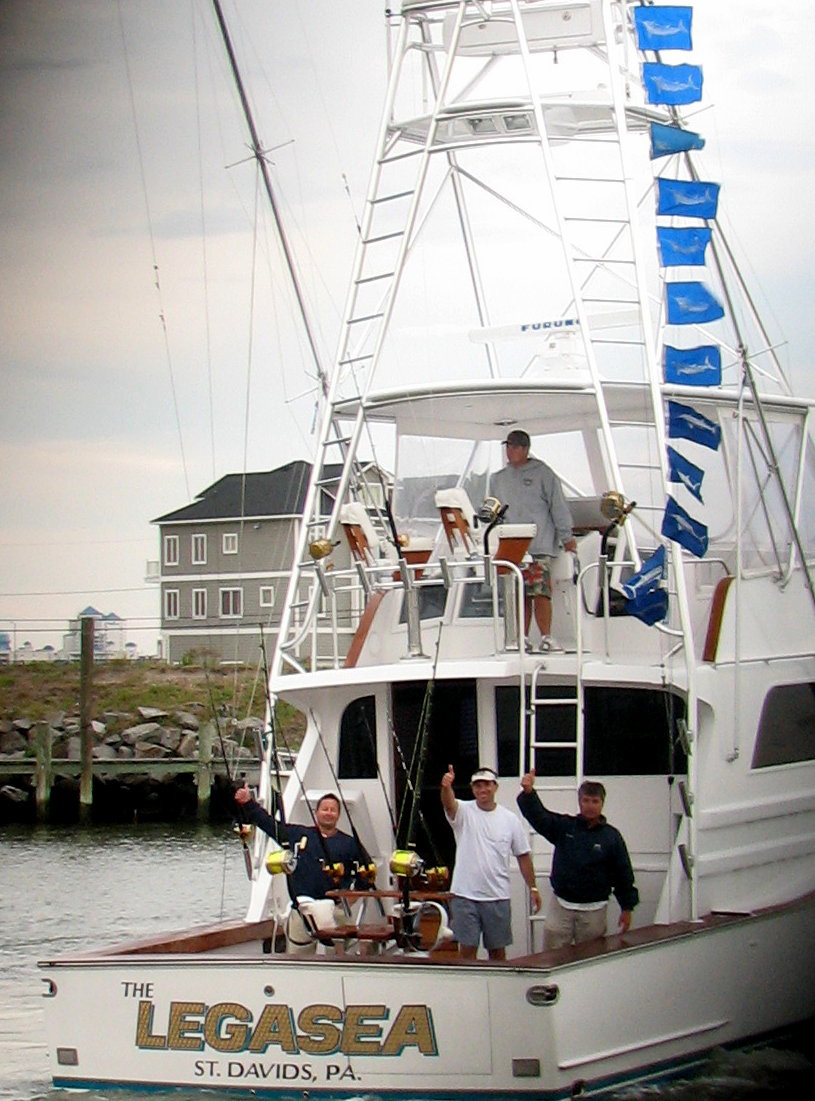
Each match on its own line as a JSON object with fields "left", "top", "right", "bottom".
{"left": 152, "top": 461, "right": 343, "bottom": 524}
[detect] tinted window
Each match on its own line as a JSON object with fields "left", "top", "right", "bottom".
{"left": 495, "top": 685, "right": 687, "bottom": 776}
{"left": 338, "top": 696, "right": 377, "bottom": 778}
{"left": 752, "top": 684, "right": 815, "bottom": 768}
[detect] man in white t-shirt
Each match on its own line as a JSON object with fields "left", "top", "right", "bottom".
{"left": 441, "top": 764, "right": 541, "bottom": 959}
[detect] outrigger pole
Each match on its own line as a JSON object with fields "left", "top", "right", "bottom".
{"left": 210, "top": 0, "right": 330, "bottom": 397}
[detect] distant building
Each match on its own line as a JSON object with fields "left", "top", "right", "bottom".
{"left": 151, "top": 460, "right": 389, "bottom": 665}
{"left": 12, "top": 641, "right": 58, "bottom": 663}
{"left": 61, "top": 607, "right": 132, "bottom": 661}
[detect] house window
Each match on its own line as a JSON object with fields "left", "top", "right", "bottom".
{"left": 220, "top": 588, "right": 243, "bottom": 617}
{"left": 192, "top": 589, "right": 207, "bottom": 619}
{"left": 223, "top": 533, "right": 238, "bottom": 555}
{"left": 259, "top": 586, "right": 275, "bottom": 608}
{"left": 192, "top": 534, "right": 207, "bottom": 565}
{"left": 164, "top": 535, "right": 179, "bottom": 566}
{"left": 164, "top": 589, "right": 179, "bottom": 619}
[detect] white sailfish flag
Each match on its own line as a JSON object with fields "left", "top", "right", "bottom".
{"left": 634, "top": 5, "right": 693, "bottom": 52}
{"left": 657, "top": 227, "right": 711, "bottom": 267}
{"left": 666, "top": 282, "right": 724, "bottom": 325}
{"left": 667, "top": 400, "right": 722, "bottom": 450}
{"left": 667, "top": 446, "right": 704, "bottom": 501}
{"left": 657, "top": 179, "right": 720, "bottom": 220}
{"left": 662, "top": 496, "right": 709, "bottom": 558}
{"left": 643, "top": 63, "right": 703, "bottom": 105}
{"left": 663, "top": 345, "right": 721, "bottom": 387}
{"left": 650, "top": 123, "right": 705, "bottom": 159}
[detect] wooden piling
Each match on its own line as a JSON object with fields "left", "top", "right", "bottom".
{"left": 197, "top": 719, "right": 214, "bottom": 821}
{"left": 79, "top": 616, "right": 95, "bottom": 824}
{"left": 34, "top": 722, "right": 52, "bottom": 821}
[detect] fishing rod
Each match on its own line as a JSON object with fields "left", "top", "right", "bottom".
{"left": 202, "top": 666, "right": 254, "bottom": 879}
{"left": 392, "top": 622, "right": 448, "bottom": 894}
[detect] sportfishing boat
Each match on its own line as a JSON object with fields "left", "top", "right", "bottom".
{"left": 40, "top": 2, "right": 815, "bottom": 1097}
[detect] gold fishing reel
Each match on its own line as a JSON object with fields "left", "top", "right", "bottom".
{"left": 354, "top": 861, "right": 378, "bottom": 884}
{"left": 265, "top": 847, "right": 298, "bottom": 876}
{"left": 321, "top": 861, "right": 346, "bottom": 886}
{"left": 423, "top": 866, "right": 450, "bottom": 890}
{"left": 308, "top": 538, "right": 337, "bottom": 560}
{"left": 600, "top": 491, "right": 636, "bottom": 525}
{"left": 234, "top": 823, "right": 254, "bottom": 842}
{"left": 390, "top": 849, "right": 425, "bottom": 879}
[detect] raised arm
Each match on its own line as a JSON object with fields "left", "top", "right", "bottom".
{"left": 440, "top": 764, "right": 458, "bottom": 820}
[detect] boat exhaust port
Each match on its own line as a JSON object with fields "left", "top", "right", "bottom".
{"left": 56, "top": 1048, "right": 79, "bottom": 1066}
{"left": 526, "top": 984, "right": 559, "bottom": 1006}
{"left": 41, "top": 978, "right": 57, "bottom": 998}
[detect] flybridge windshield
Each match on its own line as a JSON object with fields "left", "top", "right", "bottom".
{"left": 385, "top": 404, "right": 815, "bottom": 577}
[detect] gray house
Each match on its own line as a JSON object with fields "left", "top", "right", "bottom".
{"left": 152, "top": 461, "right": 342, "bottom": 665}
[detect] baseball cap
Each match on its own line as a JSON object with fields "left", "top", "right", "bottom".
{"left": 503, "top": 429, "right": 530, "bottom": 448}
{"left": 470, "top": 767, "right": 498, "bottom": 783}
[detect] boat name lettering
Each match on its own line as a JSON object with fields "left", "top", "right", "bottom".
{"left": 193, "top": 1059, "right": 359, "bottom": 1082}
{"left": 136, "top": 999, "right": 438, "bottom": 1057}
{"left": 519, "top": 318, "right": 579, "bottom": 332}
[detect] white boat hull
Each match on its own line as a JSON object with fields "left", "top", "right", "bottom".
{"left": 40, "top": 894, "right": 815, "bottom": 1097}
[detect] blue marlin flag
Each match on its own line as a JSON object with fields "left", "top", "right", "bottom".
{"left": 657, "top": 227, "right": 711, "bottom": 267}
{"left": 657, "top": 178, "right": 720, "bottom": 219}
{"left": 663, "top": 345, "right": 722, "bottom": 386}
{"left": 634, "top": 6, "right": 693, "bottom": 51}
{"left": 667, "top": 446, "right": 704, "bottom": 501}
{"left": 643, "top": 63, "right": 703, "bottom": 105}
{"left": 622, "top": 546, "right": 666, "bottom": 601}
{"left": 650, "top": 123, "right": 705, "bottom": 159}
{"left": 662, "top": 496, "right": 709, "bottom": 558}
{"left": 626, "top": 587, "right": 669, "bottom": 626}
{"left": 666, "top": 282, "right": 724, "bottom": 325}
{"left": 668, "top": 400, "right": 721, "bottom": 450}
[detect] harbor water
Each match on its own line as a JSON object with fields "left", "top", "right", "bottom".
{"left": 1, "top": 825, "right": 811, "bottom": 1101}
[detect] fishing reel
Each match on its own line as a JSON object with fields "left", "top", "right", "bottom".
{"left": 233, "top": 822, "right": 254, "bottom": 843}
{"left": 478, "top": 496, "right": 504, "bottom": 525}
{"left": 423, "top": 865, "right": 450, "bottom": 890}
{"left": 321, "top": 861, "right": 346, "bottom": 886}
{"left": 265, "top": 847, "right": 298, "bottom": 876}
{"left": 353, "top": 861, "right": 378, "bottom": 885}
{"left": 600, "top": 491, "right": 636, "bottom": 526}
{"left": 390, "top": 849, "right": 424, "bottom": 880}
{"left": 308, "top": 538, "right": 339, "bottom": 560}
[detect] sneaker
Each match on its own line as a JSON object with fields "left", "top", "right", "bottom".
{"left": 538, "top": 636, "right": 563, "bottom": 653}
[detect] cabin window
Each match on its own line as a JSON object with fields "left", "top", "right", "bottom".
{"left": 338, "top": 696, "right": 377, "bottom": 779}
{"left": 752, "top": 683, "right": 815, "bottom": 768}
{"left": 459, "top": 574, "right": 502, "bottom": 619}
{"left": 164, "top": 534, "right": 179, "bottom": 566}
{"left": 495, "top": 685, "right": 687, "bottom": 776}
{"left": 192, "top": 588, "right": 207, "bottom": 619}
{"left": 391, "top": 679, "right": 479, "bottom": 865}
{"left": 398, "top": 583, "right": 447, "bottom": 623}
{"left": 223, "top": 532, "right": 238, "bottom": 554}
{"left": 259, "top": 586, "right": 275, "bottom": 608}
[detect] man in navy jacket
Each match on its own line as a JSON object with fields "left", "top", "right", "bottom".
{"left": 517, "top": 771, "right": 638, "bottom": 949}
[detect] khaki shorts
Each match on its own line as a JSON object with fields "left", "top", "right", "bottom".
{"left": 523, "top": 555, "right": 554, "bottom": 599}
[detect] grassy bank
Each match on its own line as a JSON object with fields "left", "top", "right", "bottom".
{"left": 0, "top": 659, "right": 304, "bottom": 742}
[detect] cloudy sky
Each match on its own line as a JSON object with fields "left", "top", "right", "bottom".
{"left": 1, "top": 0, "right": 813, "bottom": 656}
